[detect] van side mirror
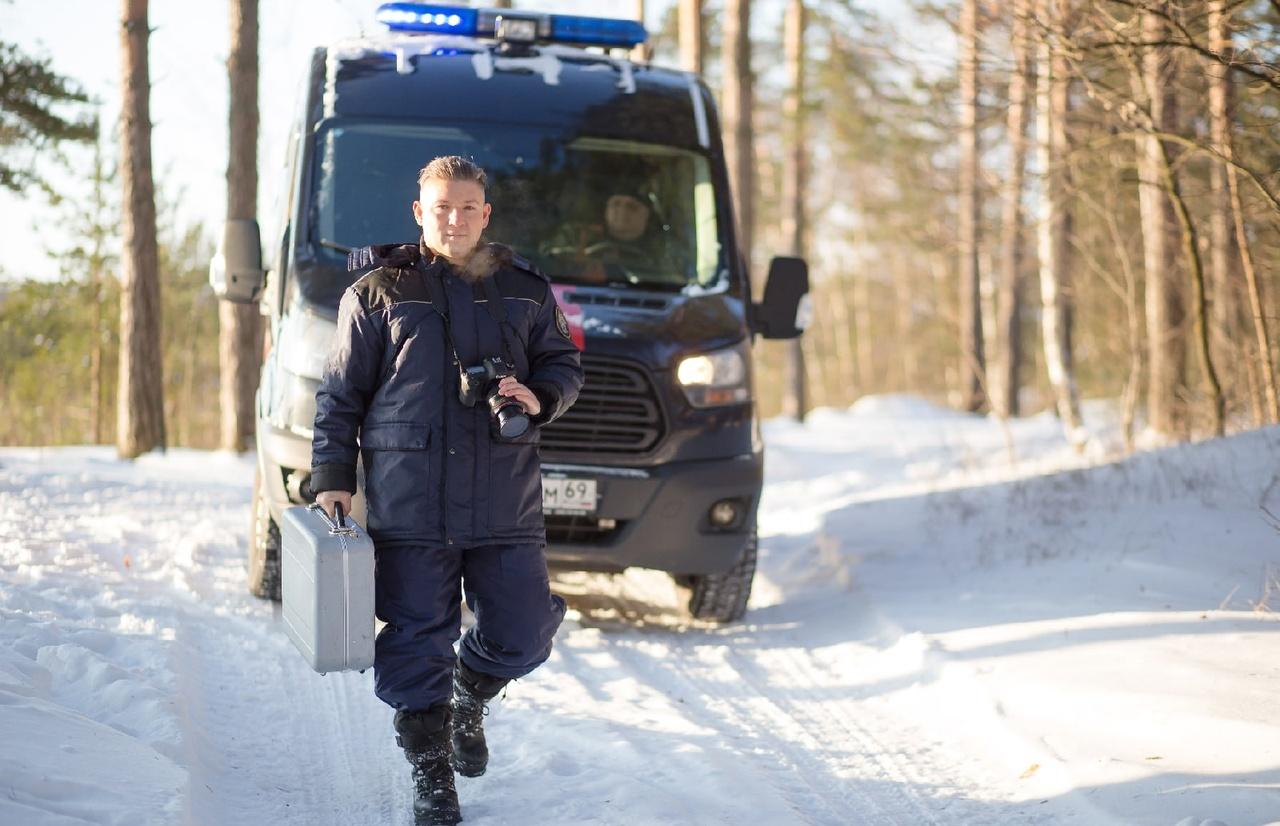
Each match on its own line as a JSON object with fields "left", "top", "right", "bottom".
{"left": 210, "top": 219, "right": 265, "bottom": 304}
{"left": 752, "top": 256, "right": 810, "bottom": 340}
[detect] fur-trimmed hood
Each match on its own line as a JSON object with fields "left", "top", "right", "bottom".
{"left": 346, "top": 240, "right": 517, "bottom": 283}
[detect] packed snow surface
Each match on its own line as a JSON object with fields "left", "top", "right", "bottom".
{"left": 2, "top": 398, "right": 1279, "bottom": 825}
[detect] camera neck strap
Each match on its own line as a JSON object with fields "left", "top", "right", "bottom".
{"left": 478, "top": 275, "right": 519, "bottom": 366}
{"left": 417, "top": 259, "right": 517, "bottom": 366}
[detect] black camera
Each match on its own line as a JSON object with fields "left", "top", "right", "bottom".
{"left": 458, "top": 355, "right": 530, "bottom": 439}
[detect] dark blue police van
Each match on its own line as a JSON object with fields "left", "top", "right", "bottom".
{"left": 210, "top": 3, "right": 808, "bottom": 623}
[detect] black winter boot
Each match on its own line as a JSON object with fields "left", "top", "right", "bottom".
{"left": 394, "top": 706, "right": 462, "bottom": 825}
{"left": 451, "top": 661, "right": 510, "bottom": 778}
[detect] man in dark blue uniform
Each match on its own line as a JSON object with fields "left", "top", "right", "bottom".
{"left": 309, "top": 156, "right": 583, "bottom": 825}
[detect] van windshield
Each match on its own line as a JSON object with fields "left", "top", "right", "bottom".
{"left": 311, "top": 122, "right": 725, "bottom": 291}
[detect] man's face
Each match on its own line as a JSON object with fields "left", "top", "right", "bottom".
{"left": 604, "top": 194, "right": 650, "bottom": 243}
{"left": 413, "top": 178, "right": 492, "bottom": 262}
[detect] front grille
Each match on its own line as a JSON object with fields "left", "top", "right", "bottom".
{"left": 545, "top": 514, "right": 626, "bottom": 544}
{"left": 564, "top": 291, "right": 670, "bottom": 312}
{"left": 542, "top": 355, "right": 665, "bottom": 454}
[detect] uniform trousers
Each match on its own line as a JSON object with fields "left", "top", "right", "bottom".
{"left": 372, "top": 540, "right": 566, "bottom": 711}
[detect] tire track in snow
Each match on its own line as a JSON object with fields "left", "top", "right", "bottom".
{"left": 723, "top": 643, "right": 987, "bottom": 824}
{"left": 558, "top": 571, "right": 999, "bottom": 825}
{"left": 640, "top": 639, "right": 913, "bottom": 825}
{"left": 551, "top": 583, "right": 856, "bottom": 822}
{"left": 557, "top": 579, "right": 916, "bottom": 824}
{"left": 546, "top": 642, "right": 773, "bottom": 824}
{"left": 171, "top": 606, "right": 406, "bottom": 826}
{"left": 172, "top": 609, "right": 314, "bottom": 823}
{"left": 167, "top": 522, "right": 405, "bottom": 825}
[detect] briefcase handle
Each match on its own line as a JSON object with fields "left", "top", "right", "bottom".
{"left": 307, "top": 502, "right": 358, "bottom": 537}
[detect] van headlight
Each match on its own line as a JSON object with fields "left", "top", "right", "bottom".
{"left": 676, "top": 345, "right": 749, "bottom": 408}
{"left": 277, "top": 310, "right": 336, "bottom": 381}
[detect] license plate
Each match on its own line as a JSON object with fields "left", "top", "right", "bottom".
{"left": 542, "top": 477, "right": 597, "bottom": 513}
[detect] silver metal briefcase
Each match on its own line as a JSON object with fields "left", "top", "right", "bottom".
{"left": 280, "top": 503, "right": 376, "bottom": 674}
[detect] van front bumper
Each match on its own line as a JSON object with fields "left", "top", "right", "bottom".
{"left": 541, "top": 452, "right": 762, "bottom": 576}
{"left": 258, "top": 418, "right": 760, "bottom": 577}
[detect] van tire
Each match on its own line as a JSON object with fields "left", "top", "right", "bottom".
{"left": 685, "top": 530, "right": 757, "bottom": 623}
{"left": 248, "top": 468, "right": 283, "bottom": 602}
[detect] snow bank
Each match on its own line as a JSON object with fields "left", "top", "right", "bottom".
{"left": 758, "top": 404, "right": 1280, "bottom": 825}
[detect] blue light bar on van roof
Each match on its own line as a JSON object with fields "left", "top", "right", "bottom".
{"left": 374, "top": 3, "right": 647, "bottom": 48}
{"left": 375, "top": 4, "right": 478, "bottom": 34}
{"left": 548, "top": 14, "right": 646, "bottom": 47}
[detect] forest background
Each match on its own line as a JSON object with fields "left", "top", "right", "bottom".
{"left": 1, "top": 0, "right": 1278, "bottom": 455}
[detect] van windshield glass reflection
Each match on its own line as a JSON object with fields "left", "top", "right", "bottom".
{"left": 311, "top": 123, "right": 724, "bottom": 291}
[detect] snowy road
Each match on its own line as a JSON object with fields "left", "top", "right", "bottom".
{"left": 3, "top": 399, "right": 1279, "bottom": 825}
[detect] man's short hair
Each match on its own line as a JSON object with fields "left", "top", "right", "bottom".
{"left": 418, "top": 155, "right": 488, "bottom": 191}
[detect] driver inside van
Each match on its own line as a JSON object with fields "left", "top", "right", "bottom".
{"left": 581, "top": 188, "right": 655, "bottom": 283}
{"left": 544, "top": 180, "right": 676, "bottom": 284}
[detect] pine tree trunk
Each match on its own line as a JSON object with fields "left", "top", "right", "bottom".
{"left": 958, "top": 0, "right": 985, "bottom": 412}
{"left": 679, "top": 0, "right": 702, "bottom": 75}
{"left": 1209, "top": 0, "right": 1278, "bottom": 424}
{"left": 854, "top": 268, "right": 874, "bottom": 389}
{"left": 996, "top": 0, "right": 1031, "bottom": 418}
{"left": 829, "top": 271, "right": 857, "bottom": 394}
{"left": 781, "top": 0, "right": 806, "bottom": 421}
{"left": 90, "top": 133, "right": 107, "bottom": 445}
{"left": 91, "top": 278, "right": 104, "bottom": 444}
{"left": 721, "top": 0, "right": 753, "bottom": 279}
{"left": 1100, "top": 184, "right": 1145, "bottom": 453}
{"left": 117, "top": 0, "right": 166, "bottom": 459}
{"left": 1156, "top": 140, "right": 1224, "bottom": 436}
{"left": 183, "top": 283, "right": 203, "bottom": 446}
{"left": 1035, "top": 0, "right": 1083, "bottom": 446}
{"left": 221, "top": 0, "right": 262, "bottom": 453}
{"left": 1136, "top": 6, "right": 1185, "bottom": 439}
{"left": 1121, "top": 253, "right": 1143, "bottom": 452}
{"left": 1206, "top": 0, "right": 1239, "bottom": 395}
{"left": 893, "top": 255, "right": 917, "bottom": 390}
{"left": 802, "top": 323, "right": 823, "bottom": 408}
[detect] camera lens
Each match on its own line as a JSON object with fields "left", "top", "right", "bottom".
{"left": 488, "top": 389, "right": 530, "bottom": 439}
{"left": 497, "top": 404, "right": 530, "bottom": 439}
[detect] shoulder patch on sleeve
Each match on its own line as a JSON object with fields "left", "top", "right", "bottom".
{"left": 555, "top": 305, "right": 571, "bottom": 340}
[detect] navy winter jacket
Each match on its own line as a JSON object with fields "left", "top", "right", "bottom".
{"left": 309, "top": 242, "right": 584, "bottom": 549}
